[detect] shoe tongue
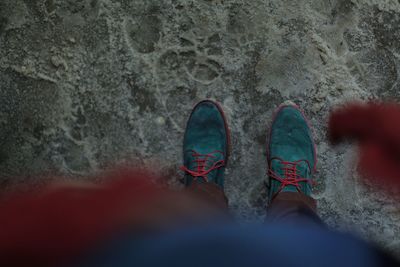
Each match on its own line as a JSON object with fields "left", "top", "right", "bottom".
{"left": 271, "top": 159, "right": 311, "bottom": 193}
{"left": 271, "top": 159, "right": 308, "bottom": 175}
{"left": 184, "top": 150, "right": 224, "bottom": 183}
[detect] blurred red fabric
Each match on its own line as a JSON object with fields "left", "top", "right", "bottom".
{"left": 0, "top": 169, "right": 162, "bottom": 267}
{"left": 329, "top": 102, "right": 400, "bottom": 187}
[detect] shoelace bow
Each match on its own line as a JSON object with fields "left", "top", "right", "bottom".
{"left": 268, "top": 158, "right": 316, "bottom": 194}
{"left": 180, "top": 150, "right": 225, "bottom": 182}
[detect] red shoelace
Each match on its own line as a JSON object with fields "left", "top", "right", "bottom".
{"left": 180, "top": 150, "right": 226, "bottom": 182}
{"left": 268, "top": 158, "right": 315, "bottom": 194}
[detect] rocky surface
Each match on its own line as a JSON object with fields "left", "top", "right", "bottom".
{"left": 0, "top": 0, "right": 400, "bottom": 255}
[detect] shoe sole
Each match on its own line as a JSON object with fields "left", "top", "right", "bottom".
{"left": 266, "top": 103, "right": 318, "bottom": 173}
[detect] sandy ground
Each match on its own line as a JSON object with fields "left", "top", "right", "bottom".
{"left": 0, "top": 0, "right": 400, "bottom": 256}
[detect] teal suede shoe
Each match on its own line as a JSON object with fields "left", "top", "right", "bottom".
{"left": 180, "top": 100, "right": 230, "bottom": 188}
{"left": 267, "top": 103, "right": 317, "bottom": 202}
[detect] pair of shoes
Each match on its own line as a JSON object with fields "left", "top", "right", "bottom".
{"left": 180, "top": 100, "right": 317, "bottom": 202}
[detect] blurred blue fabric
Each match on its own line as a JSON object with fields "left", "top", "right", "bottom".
{"left": 76, "top": 223, "right": 390, "bottom": 267}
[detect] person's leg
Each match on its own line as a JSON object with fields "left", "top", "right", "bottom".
{"left": 186, "top": 182, "right": 229, "bottom": 211}
{"left": 180, "top": 100, "right": 231, "bottom": 215}
{"left": 266, "top": 103, "right": 323, "bottom": 226}
{"left": 267, "top": 192, "right": 323, "bottom": 226}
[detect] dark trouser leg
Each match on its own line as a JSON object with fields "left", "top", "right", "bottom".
{"left": 150, "top": 182, "right": 229, "bottom": 225}
{"left": 129, "top": 182, "right": 230, "bottom": 229}
{"left": 186, "top": 182, "right": 229, "bottom": 212}
{"left": 267, "top": 192, "right": 324, "bottom": 227}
